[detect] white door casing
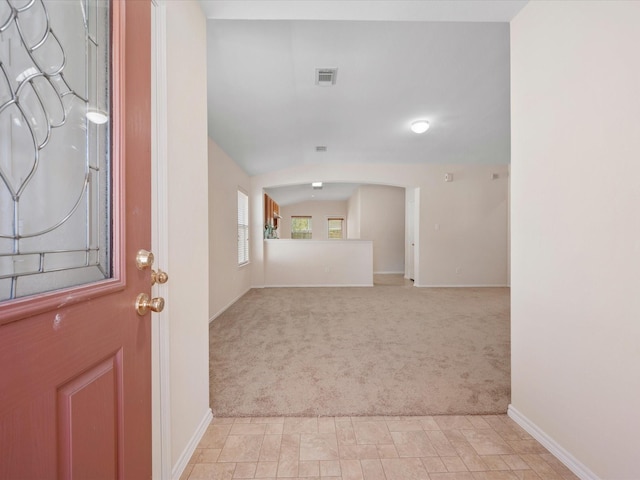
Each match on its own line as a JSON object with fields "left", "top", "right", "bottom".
{"left": 151, "top": 1, "right": 171, "bottom": 478}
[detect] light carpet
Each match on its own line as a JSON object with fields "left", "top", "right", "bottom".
{"left": 209, "top": 282, "right": 510, "bottom": 417}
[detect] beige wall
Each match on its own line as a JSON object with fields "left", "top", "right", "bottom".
{"left": 511, "top": 2, "right": 640, "bottom": 478}
{"left": 264, "top": 239, "right": 373, "bottom": 286}
{"left": 279, "top": 200, "right": 348, "bottom": 240}
{"left": 347, "top": 188, "right": 361, "bottom": 239}
{"left": 165, "top": 0, "right": 210, "bottom": 471}
{"left": 208, "top": 139, "right": 252, "bottom": 320}
{"left": 251, "top": 164, "right": 509, "bottom": 288}
{"left": 357, "top": 185, "right": 405, "bottom": 274}
{"left": 420, "top": 167, "right": 508, "bottom": 286}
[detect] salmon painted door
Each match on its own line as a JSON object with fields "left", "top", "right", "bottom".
{"left": 0, "top": 1, "right": 153, "bottom": 478}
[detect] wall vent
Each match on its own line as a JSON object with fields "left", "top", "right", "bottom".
{"left": 315, "top": 68, "right": 337, "bottom": 86}
{"left": 315, "top": 146, "right": 327, "bottom": 152}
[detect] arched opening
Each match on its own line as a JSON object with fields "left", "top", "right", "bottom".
{"left": 262, "top": 182, "right": 415, "bottom": 287}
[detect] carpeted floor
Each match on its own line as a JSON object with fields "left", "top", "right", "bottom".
{"left": 209, "top": 281, "right": 510, "bottom": 417}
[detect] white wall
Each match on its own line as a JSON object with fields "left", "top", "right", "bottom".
{"left": 264, "top": 239, "right": 373, "bottom": 287}
{"left": 165, "top": 0, "right": 210, "bottom": 472}
{"left": 279, "top": 200, "right": 348, "bottom": 239}
{"left": 251, "top": 164, "right": 508, "bottom": 288}
{"left": 511, "top": 2, "right": 640, "bottom": 478}
{"left": 208, "top": 139, "right": 252, "bottom": 320}
{"left": 357, "top": 185, "right": 405, "bottom": 274}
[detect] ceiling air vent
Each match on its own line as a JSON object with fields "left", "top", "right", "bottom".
{"left": 315, "top": 68, "right": 337, "bottom": 86}
{"left": 315, "top": 146, "right": 327, "bottom": 152}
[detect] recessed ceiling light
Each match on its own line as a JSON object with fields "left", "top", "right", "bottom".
{"left": 312, "top": 182, "right": 323, "bottom": 188}
{"left": 410, "top": 120, "right": 430, "bottom": 134}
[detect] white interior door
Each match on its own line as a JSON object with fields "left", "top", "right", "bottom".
{"left": 406, "top": 188, "right": 416, "bottom": 281}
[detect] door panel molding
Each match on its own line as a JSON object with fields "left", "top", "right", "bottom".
{"left": 57, "top": 351, "right": 123, "bottom": 479}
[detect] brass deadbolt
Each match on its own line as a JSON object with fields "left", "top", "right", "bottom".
{"left": 136, "top": 249, "right": 154, "bottom": 270}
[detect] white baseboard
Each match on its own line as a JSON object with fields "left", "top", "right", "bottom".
{"left": 414, "top": 284, "right": 510, "bottom": 288}
{"left": 508, "top": 405, "right": 599, "bottom": 480}
{"left": 172, "top": 408, "right": 213, "bottom": 480}
{"left": 373, "top": 271, "right": 405, "bottom": 275}
{"left": 264, "top": 283, "right": 373, "bottom": 288}
{"left": 209, "top": 287, "right": 252, "bottom": 323}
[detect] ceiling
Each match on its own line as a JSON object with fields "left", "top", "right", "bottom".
{"left": 265, "top": 182, "right": 362, "bottom": 207}
{"left": 199, "top": 1, "right": 528, "bottom": 23}
{"left": 201, "top": 0, "right": 526, "bottom": 201}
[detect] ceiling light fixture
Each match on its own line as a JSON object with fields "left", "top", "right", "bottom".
{"left": 311, "top": 182, "right": 323, "bottom": 188}
{"left": 410, "top": 120, "right": 430, "bottom": 134}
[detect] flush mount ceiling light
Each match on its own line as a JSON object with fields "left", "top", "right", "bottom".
{"left": 410, "top": 120, "right": 430, "bottom": 134}
{"left": 311, "top": 182, "right": 323, "bottom": 189}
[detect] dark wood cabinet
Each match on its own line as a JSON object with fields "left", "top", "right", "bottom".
{"left": 264, "top": 194, "right": 280, "bottom": 229}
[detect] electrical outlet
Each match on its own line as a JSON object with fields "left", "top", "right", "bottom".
{"left": 455, "top": 267, "right": 462, "bottom": 274}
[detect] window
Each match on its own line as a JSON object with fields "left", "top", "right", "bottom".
{"left": 237, "top": 190, "right": 249, "bottom": 265}
{"left": 291, "top": 216, "right": 312, "bottom": 239}
{"left": 328, "top": 217, "right": 344, "bottom": 239}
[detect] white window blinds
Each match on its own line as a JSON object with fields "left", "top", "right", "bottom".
{"left": 237, "top": 190, "right": 249, "bottom": 265}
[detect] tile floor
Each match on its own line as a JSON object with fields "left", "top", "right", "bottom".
{"left": 180, "top": 415, "right": 578, "bottom": 480}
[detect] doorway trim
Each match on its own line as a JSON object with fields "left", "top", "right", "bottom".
{"left": 151, "top": 0, "right": 172, "bottom": 478}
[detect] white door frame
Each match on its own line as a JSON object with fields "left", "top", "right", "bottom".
{"left": 151, "top": 1, "right": 172, "bottom": 478}
{"left": 405, "top": 188, "right": 415, "bottom": 281}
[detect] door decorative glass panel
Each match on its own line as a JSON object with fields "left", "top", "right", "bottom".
{"left": 0, "top": 0, "right": 111, "bottom": 301}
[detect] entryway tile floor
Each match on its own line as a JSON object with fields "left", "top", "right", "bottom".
{"left": 180, "top": 415, "right": 578, "bottom": 480}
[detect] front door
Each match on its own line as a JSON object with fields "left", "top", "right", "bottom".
{"left": 0, "top": 1, "right": 153, "bottom": 478}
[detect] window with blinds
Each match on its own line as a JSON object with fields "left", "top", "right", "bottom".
{"left": 328, "top": 217, "right": 344, "bottom": 239}
{"left": 291, "top": 216, "right": 312, "bottom": 239}
{"left": 237, "top": 190, "right": 249, "bottom": 265}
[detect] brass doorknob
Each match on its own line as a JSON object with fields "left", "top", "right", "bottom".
{"left": 151, "top": 269, "right": 169, "bottom": 285}
{"left": 135, "top": 293, "right": 165, "bottom": 316}
{"left": 136, "top": 249, "right": 154, "bottom": 270}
